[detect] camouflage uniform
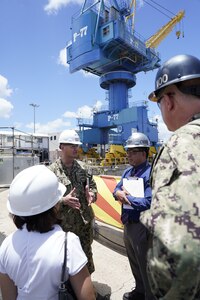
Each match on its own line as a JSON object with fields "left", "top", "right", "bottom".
{"left": 49, "top": 158, "right": 97, "bottom": 274}
{"left": 141, "top": 116, "right": 200, "bottom": 299}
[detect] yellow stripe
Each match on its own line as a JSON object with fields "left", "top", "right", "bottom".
{"left": 94, "top": 176, "right": 121, "bottom": 214}
{"left": 93, "top": 204, "right": 123, "bottom": 229}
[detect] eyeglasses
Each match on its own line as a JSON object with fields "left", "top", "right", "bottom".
{"left": 157, "top": 95, "right": 164, "bottom": 109}
{"left": 127, "top": 149, "right": 144, "bottom": 154}
{"left": 63, "top": 144, "right": 79, "bottom": 148}
{"left": 157, "top": 92, "right": 175, "bottom": 109}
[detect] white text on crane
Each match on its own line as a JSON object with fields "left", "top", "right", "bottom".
{"left": 108, "top": 114, "right": 119, "bottom": 122}
{"left": 73, "top": 26, "right": 88, "bottom": 42}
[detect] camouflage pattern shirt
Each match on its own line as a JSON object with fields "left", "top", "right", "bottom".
{"left": 141, "top": 117, "right": 200, "bottom": 299}
{"left": 49, "top": 158, "right": 97, "bottom": 232}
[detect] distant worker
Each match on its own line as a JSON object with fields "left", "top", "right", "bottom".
{"left": 141, "top": 54, "right": 200, "bottom": 299}
{"left": 0, "top": 165, "right": 95, "bottom": 300}
{"left": 113, "top": 132, "right": 154, "bottom": 300}
{"left": 49, "top": 129, "right": 98, "bottom": 275}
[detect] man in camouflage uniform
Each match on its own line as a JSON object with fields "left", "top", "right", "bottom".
{"left": 141, "top": 54, "right": 200, "bottom": 299}
{"left": 49, "top": 129, "right": 97, "bottom": 274}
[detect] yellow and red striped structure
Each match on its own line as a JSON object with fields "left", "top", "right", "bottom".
{"left": 92, "top": 175, "right": 123, "bottom": 229}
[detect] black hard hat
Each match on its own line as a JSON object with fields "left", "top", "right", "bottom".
{"left": 149, "top": 54, "right": 200, "bottom": 101}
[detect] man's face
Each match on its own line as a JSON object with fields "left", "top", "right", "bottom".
{"left": 126, "top": 148, "right": 146, "bottom": 167}
{"left": 156, "top": 85, "right": 177, "bottom": 131}
{"left": 61, "top": 143, "right": 79, "bottom": 159}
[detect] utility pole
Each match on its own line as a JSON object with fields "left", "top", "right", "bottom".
{"left": 29, "top": 103, "right": 39, "bottom": 133}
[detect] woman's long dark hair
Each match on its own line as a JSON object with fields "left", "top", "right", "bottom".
{"left": 12, "top": 205, "right": 61, "bottom": 233}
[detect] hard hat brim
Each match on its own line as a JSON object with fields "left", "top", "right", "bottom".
{"left": 60, "top": 141, "right": 82, "bottom": 145}
{"left": 125, "top": 145, "right": 150, "bottom": 150}
{"left": 148, "top": 91, "right": 158, "bottom": 102}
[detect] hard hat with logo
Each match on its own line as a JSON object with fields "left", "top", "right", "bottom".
{"left": 58, "top": 129, "right": 82, "bottom": 145}
{"left": 125, "top": 132, "right": 150, "bottom": 150}
{"left": 7, "top": 165, "right": 66, "bottom": 216}
{"left": 149, "top": 54, "right": 200, "bottom": 102}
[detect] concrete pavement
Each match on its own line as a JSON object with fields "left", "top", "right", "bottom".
{"left": 0, "top": 188, "right": 134, "bottom": 299}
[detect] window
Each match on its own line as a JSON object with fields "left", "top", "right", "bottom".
{"left": 37, "top": 138, "right": 43, "bottom": 143}
{"left": 103, "top": 25, "right": 110, "bottom": 36}
{"left": 7, "top": 136, "right": 13, "bottom": 142}
{"left": 25, "top": 136, "right": 32, "bottom": 143}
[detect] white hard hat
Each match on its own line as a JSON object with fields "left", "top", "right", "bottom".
{"left": 7, "top": 165, "right": 66, "bottom": 216}
{"left": 125, "top": 132, "right": 150, "bottom": 149}
{"left": 58, "top": 129, "right": 82, "bottom": 145}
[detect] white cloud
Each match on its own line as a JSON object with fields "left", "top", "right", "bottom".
{"left": 58, "top": 47, "right": 96, "bottom": 79}
{"left": 58, "top": 48, "right": 68, "bottom": 67}
{"left": 0, "top": 98, "right": 13, "bottom": 118}
{"left": 93, "top": 100, "right": 102, "bottom": 111}
{"left": 63, "top": 111, "right": 77, "bottom": 118}
{"left": 44, "top": 0, "right": 82, "bottom": 14}
{"left": 25, "top": 101, "right": 103, "bottom": 134}
{"left": 62, "top": 100, "right": 103, "bottom": 123}
{"left": 44, "top": 0, "right": 144, "bottom": 15}
{"left": 63, "top": 104, "right": 95, "bottom": 120}
{"left": 0, "top": 75, "right": 12, "bottom": 98}
{"left": 80, "top": 70, "right": 97, "bottom": 78}
{"left": 26, "top": 118, "right": 71, "bottom": 133}
{"left": 0, "top": 75, "right": 13, "bottom": 119}
{"left": 77, "top": 105, "right": 93, "bottom": 118}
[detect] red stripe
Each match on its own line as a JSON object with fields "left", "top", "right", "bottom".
{"left": 100, "top": 176, "right": 119, "bottom": 194}
{"left": 96, "top": 193, "right": 122, "bottom": 224}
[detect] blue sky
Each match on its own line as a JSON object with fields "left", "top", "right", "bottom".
{"left": 0, "top": 0, "right": 200, "bottom": 141}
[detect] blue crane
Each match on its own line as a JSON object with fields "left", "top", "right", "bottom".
{"left": 66, "top": 0, "right": 184, "bottom": 154}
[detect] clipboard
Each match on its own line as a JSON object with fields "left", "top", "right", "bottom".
{"left": 123, "top": 177, "right": 144, "bottom": 197}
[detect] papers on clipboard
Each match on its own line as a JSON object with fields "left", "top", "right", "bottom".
{"left": 123, "top": 177, "right": 144, "bottom": 197}
{"left": 122, "top": 177, "right": 144, "bottom": 210}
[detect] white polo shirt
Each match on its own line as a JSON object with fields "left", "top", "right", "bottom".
{"left": 0, "top": 224, "right": 87, "bottom": 299}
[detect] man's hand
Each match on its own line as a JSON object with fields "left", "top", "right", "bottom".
{"left": 115, "top": 188, "right": 131, "bottom": 205}
{"left": 62, "top": 187, "right": 80, "bottom": 210}
{"left": 85, "top": 184, "right": 96, "bottom": 206}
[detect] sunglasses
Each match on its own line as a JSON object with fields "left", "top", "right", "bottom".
{"left": 157, "top": 92, "right": 175, "bottom": 109}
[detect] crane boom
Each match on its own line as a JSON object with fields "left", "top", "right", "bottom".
{"left": 125, "top": 0, "right": 136, "bottom": 31}
{"left": 145, "top": 10, "right": 185, "bottom": 48}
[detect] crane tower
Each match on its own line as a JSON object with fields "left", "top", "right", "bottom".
{"left": 67, "top": 0, "right": 184, "bottom": 153}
